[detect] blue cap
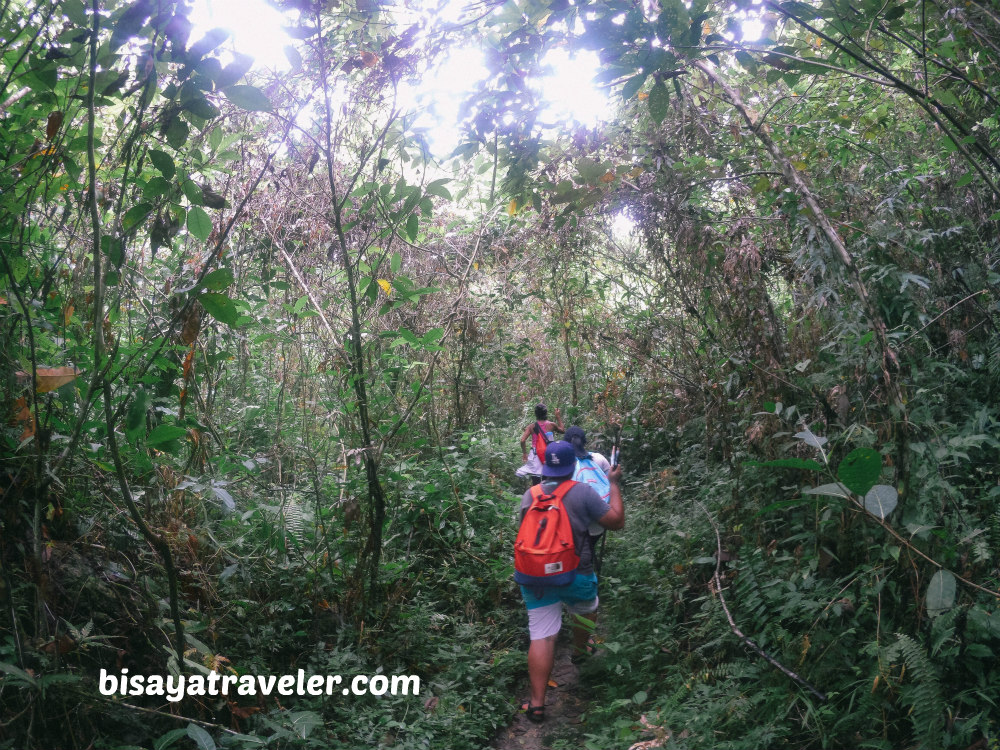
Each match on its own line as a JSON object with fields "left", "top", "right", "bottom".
{"left": 542, "top": 440, "right": 577, "bottom": 477}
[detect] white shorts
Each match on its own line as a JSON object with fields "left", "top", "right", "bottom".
{"left": 526, "top": 595, "right": 599, "bottom": 640}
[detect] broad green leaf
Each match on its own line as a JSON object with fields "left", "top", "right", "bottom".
{"left": 122, "top": 203, "right": 153, "bottom": 233}
{"left": 425, "top": 178, "right": 452, "bottom": 199}
{"left": 148, "top": 149, "right": 175, "bottom": 179}
{"left": 184, "top": 95, "right": 219, "bottom": 120}
{"left": 864, "top": 484, "right": 898, "bottom": 519}
{"left": 147, "top": 425, "right": 188, "bottom": 446}
{"left": 390, "top": 252, "right": 401, "bottom": 274}
{"left": 621, "top": 73, "right": 646, "bottom": 101}
{"left": 185, "top": 724, "right": 216, "bottom": 750}
{"left": 200, "top": 268, "right": 234, "bottom": 290}
{"left": 182, "top": 180, "right": 204, "bottom": 206}
{"left": 405, "top": 213, "right": 419, "bottom": 242}
{"left": 187, "top": 207, "right": 212, "bottom": 241}
{"left": 576, "top": 157, "right": 604, "bottom": 183}
{"left": 648, "top": 81, "right": 669, "bottom": 124}
{"left": 837, "top": 447, "right": 881, "bottom": 495}
{"left": 926, "top": 569, "right": 956, "bottom": 616}
{"left": 166, "top": 118, "right": 189, "bottom": 149}
{"left": 225, "top": 85, "right": 272, "bottom": 112}
{"left": 200, "top": 292, "right": 239, "bottom": 326}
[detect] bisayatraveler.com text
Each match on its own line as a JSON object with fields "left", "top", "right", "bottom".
{"left": 99, "top": 668, "right": 420, "bottom": 702}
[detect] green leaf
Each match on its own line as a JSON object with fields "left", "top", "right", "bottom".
{"left": 745, "top": 458, "right": 823, "bottom": 471}
{"left": 125, "top": 388, "right": 148, "bottom": 441}
{"left": 200, "top": 292, "right": 239, "bottom": 326}
{"left": 837, "top": 447, "right": 881, "bottom": 495}
{"left": 803, "top": 482, "right": 852, "bottom": 498}
{"left": 955, "top": 172, "right": 973, "bottom": 188}
{"left": 648, "top": 81, "right": 669, "bottom": 124}
{"left": 122, "top": 202, "right": 153, "bottom": 233}
{"left": 153, "top": 728, "right": 189, "bottom": 750}
{"left": 224, "top": 85, "right": 272, "bottom": 112}
{"left": 390, "top": 252, "right": 401, "bottom": 274}
{"left": 926, "top": 569, "right": 956, "bottom": 616}
{"left": 147, "top": 425, "right": 188, "bottom": 446}
{"left": 187, "top": 207, "right": 212, "bottom": 241}
{"left": 405, "top": 213, "right": 419, "bottom": 242}
{"left": 166, "top": 118, "right": 189, "bottom": 149}
{"left": 576, "top": 157, "right": 605, "bottom": 183}
{"left": 182, "top": 179, "right": 204, "bottom": 205}
{"left": 148, "top": 149, "right": 175, "bottom": 179}
{"left": 863, "top": 484, "right": 898, "bottom": 519}
{"left": 185, "top": 724, "right": 216, "bottom": 750}
{"left": 425, "top": 178, "right": 452, "bottom": 199}
{"left": 201, "top": 268, "right": 234, "bottom": 290}
{"left": 621, "top": 73, "right": 646, "bottom": 101}
{"left": 184, "top": 95, "right": 220, "bottom": 120}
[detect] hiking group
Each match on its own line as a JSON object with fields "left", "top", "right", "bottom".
{"left": 513, "top": 403, "right": 625, "bottom": 724}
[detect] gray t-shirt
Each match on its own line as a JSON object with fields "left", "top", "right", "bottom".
{"left": 519, "top": 479, "right": 610, "bottom": 575}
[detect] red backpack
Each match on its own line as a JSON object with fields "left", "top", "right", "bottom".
{"left": 532, "top": 422, "right": 552, "bottom": 462}
{"left": 514, "top": 481, "right": 579, "bottom": 587}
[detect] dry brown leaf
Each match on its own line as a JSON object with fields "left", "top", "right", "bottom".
{"left": 547, "top": 679, "right": 558, "bottom": 688}
{"left": 46, "top": 111, "right": 64, "bottom": 141}
{"left": 360, "top": 50, "right": 379, "bottom": 67}
{"left": 16, "top": 366, "right": 81, "bottom": 393}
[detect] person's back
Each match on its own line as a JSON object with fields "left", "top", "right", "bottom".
{"left": 515, "top": 440, "right": 624, "bottom": 724}
{"left": 517, "top": 402, "right": 564, "bottom": 484}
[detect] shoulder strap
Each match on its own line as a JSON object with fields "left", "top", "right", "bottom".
{"left": 530, "top": 480, "right": 576, "bottom": 505}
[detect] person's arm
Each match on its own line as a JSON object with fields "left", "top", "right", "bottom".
{"left": 552, "top": 407, "right": 565, "bottom": 433}
{"left": 520, "top": 424, "right": 533, "bottom": 461}
{"left": 597, "top": 465, "right": 624, "bottom": 530}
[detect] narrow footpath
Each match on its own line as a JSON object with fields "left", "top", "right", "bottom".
{"left": 491, "top": 636, "right": 588, "bottom": 750}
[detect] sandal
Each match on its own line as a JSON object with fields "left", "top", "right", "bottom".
{"left": 520, "top": 700, "right": 545, "bottom": 723}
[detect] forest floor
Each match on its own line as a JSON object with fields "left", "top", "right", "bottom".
{"left": 491, "top": 633, "right": 590, "bottom": 750}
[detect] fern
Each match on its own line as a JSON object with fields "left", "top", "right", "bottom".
{"left": 885, "top": 633, "right": 945, "bottom": 747}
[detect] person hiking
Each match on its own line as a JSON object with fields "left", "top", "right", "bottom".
{"left": 565, "top": 425, "right": 613, "bottom": 542}
{"left": 516, "top": 403, "right": 564, "bottom": 485}
{"left": 514, "top": 440, "right": 624, "bottom": 723}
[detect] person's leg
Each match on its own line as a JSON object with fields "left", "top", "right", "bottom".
{"left": 524, "top": 600, "right": 563, "bottom": 711}
{"left": 527, "top": 634, "right": 557, "bottom": 707}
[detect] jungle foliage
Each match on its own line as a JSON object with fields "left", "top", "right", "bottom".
{"left": 1, "top": 0, "right": 999, "bottom": 748}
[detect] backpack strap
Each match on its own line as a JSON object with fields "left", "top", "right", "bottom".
{"left": 529, "top": 480, "right": 576, "bottom": 506}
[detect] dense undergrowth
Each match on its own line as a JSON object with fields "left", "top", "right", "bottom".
{"left": 4, "top": 0, "right": 1000, "bottom": 747}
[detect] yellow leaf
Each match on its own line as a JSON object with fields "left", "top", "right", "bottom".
{"left": 599, "top": 171, "right": 616, "bottom": 183}
{"left": 629, "top": 167, "right": 644, "bottom": 178}
{"left": 791, "top": 160, "right": 807, "bottom": 171}
{"left": 377, "top": 278, "right": 392, "bottom": 295}
{"left": 547, "top": 679, "right": 558, "bottom": 688}
{"left": 507, "top": 199, "right": 517, "bottom": 216}
{"left": 473, "top": 262, "right": 478, "bottom": 270}
{"left": 637, "top": 92, "right": 649, "bottom": 101}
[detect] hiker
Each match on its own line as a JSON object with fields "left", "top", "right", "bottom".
{"left": 514, "top": 440, "right": 624, "bottom": 723}
{"left": 515, "top": 403, "right": 564, "bottom": 485}
{"left": 565, "top": 425, "right": 613, "bottom": 545}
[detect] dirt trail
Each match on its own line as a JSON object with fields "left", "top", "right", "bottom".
{"left": 491, "top": 638, "right": 589, "bottom": 750}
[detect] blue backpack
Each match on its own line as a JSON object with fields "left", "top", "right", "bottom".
{"left": 573, "top": 455, "right": 610, "bottom": 505}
